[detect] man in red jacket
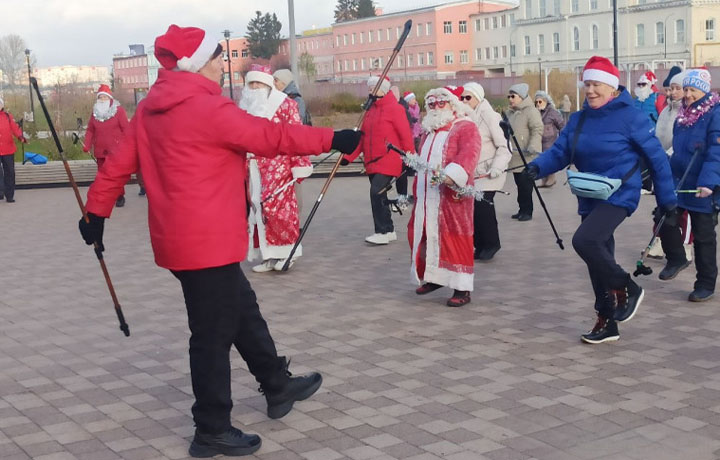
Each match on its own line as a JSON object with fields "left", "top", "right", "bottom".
{"left": 83, "top": 85, "right": 130, "bottom": 207}
{"left": 0, "top": 96, "right": 27, "bottom": 203}
{"left": 342, "top": 75, "right": 415, "bottom": 245}
{"left": 78, "top": 25, "right": 360, "bottom": 458}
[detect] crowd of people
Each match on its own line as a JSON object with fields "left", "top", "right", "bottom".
{"left": 1, "top": 22, "right": 717, "bottom": 458}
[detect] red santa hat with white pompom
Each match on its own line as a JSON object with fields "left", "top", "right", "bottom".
{"left": 367, "top": 75, "right": 391, "bottom": 93}
{"left": 582, "top": 56, "right": 620, "bottom": 89}
{"left": 154, "top": 25, "right": 219, "bottom": 73}
{"left": 637, "top": 70, "right": 657, "bottom": 86}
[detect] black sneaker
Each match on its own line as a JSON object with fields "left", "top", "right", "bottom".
{"left": 511, "top": 212, "right": 521, "bottom": 219}
{"left": 689, "top": 288, "right": 715, "bottom": 302}
{"left": 517, "top": 214, "right": 532, "bottom": 222}
{"left": 138, "top": 187, "right": 146, "bottom": 196}
{"left": 262, "top": 366, "right": 322, "bottom": 420}
{"left": 658, "top": 260, "right": 691, "bottom": 280}
{"left": 581, "top": 316, "right": 619, "bottom": 344}
{"left": 115, "top": 195, "right": 126, "bottom": 207}
{"left": 188, "top": 426, "right": 261, "bottom": 458}
{"left": 614, "top": 278, "right": 644, "bottom": 323}
{"left": 477, "top": 246, "right": 501, "bottom": 262}
{"left": 6, "top": 198, "right": 15, "bottom": 203}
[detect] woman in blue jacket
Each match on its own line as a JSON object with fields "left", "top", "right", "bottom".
{"left": 659, "top": 68, "right": 720, "bottom": 302}
{"left": 524, "top": 56, "right": 677, "bottom": 344}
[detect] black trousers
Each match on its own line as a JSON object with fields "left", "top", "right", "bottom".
{"left": 513, "top": 172, "right": 533, "bottom": 215}
{"left": 473, "top": 192, "right": 499, "bottom": 253}
{"left": 572, "top": 203, "right": 629, "bottom": 318}
{"left": 0, "top": 154, "right": 15, "bottom": 200}
{"left": 172, "top": 263, "right": 284, "bottom": 434}
{"left": 395, "top": 165, "right": 411, "bottom": 197}
{"left": 660, "top": 209, "right": 718, "bottom": 291}
{"left": 369, "top": 173, "right": 394, "bottom": 234}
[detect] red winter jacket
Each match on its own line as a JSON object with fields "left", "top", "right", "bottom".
{"left": 345, "top": 93, "right": 415, "bottom": 177}
{"left": 86, "top": 69, "right": 333, "bottom": 271}
{"left": 82, "top": 105, "right": 129, "bottom": 159}
{"left": 0, "top": 110, "right": 24, "bottom": 156}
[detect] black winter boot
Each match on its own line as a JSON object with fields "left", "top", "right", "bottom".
{"left": 188, "top": 426, "right": 261, "bottom": 458}
{"left": 614, "top": 277, "right": 644, "bottom": 323}
{"left": 581, "top": 315, "right": 619, "bottom": 344}
{"left": 260, "top": 358, "right": 322, "bottom": 419}
{"left": 659, "top": 260, "right": 691, "bottom": 280}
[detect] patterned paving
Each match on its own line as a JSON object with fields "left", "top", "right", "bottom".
{"left": 0, "top": 176, "right": 719, "bottom": 460}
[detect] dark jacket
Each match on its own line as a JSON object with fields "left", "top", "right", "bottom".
{"left": 531, "top": 87, "right": 676, "bottom": 216}
{"left": 540, "top": 106, "right": 565, "bottom": 151}
{"left": 283, "top": 81, "right": 311, "bottom": 126}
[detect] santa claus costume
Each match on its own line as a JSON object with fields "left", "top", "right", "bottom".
{"left": 83, "top": 85, "right": 129, "bottom": 207}
{"left": 409, "top": 87, "right": 482, "bottom": 307}
{"left": 633, "top": 71, "right": 666, "bottom": 124}
{"left": 241, "top": 65, "right": 313, "bottom": 272}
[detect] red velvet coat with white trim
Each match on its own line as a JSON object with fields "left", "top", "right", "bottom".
{"left": 83, "top": 106, "right": 129, "bottom": 159}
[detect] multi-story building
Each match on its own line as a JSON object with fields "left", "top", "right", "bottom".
{"left": 220, "top": 37, "right": 253, "bottom": 89}
{"left": 472, "top": 0, "right": 720, "bottom": 81}
{"left": 330, "top": 0, "right": 516, "bottom": 82}
{"left": 295, "top": 28, "right": 335, "bottom": 81}
{"left": 113, "top": 45, "right": 149, "bottom": 105}
{"left": 32, "top": 65, "right": 110, "bottom": 88}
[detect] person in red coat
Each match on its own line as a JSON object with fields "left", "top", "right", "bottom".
{"left": 342, "top": 75, "right": 415, "bottom": 245}
{"left": 83, "top": 85, "right": 130, "bottom": 207}
{"left": 0, "top": 96, "right": 27, "bottom": 203}
{"left": 77, "top": 25, "right": 361, "bottom": 458}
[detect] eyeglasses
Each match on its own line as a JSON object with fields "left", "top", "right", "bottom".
{"left": 460, "top": 95, "right": 473, "bottom": 101}
{"left": 637, "top": 83, "right": 647, "bottom": 87}
{"left": 428, "top": 100, "right": 448, "bottom": 109}
{"left": 507, "top": 94, "right": 517, "bottom": 99}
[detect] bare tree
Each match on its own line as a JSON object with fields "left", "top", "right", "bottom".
{"left": 0, "top": 34, "right": 29, "bottom": 88}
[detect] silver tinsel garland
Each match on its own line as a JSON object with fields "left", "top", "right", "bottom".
{"left": 403, "top": 153, "right": 486, "bottom": 201}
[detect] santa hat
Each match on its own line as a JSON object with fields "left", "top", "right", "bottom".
{"left": 96, "top": 84, "right": 113, "bottom": 99}
{"left": 582, "top": 56, "right": 620, "bottom": 89}
{"left": 637, "top": 70, "right": 657, "bottom": 86}
{"left": 424, "top": 86, "right": 471, "bottom": 116}
{"left": 403, "top": 91, "right": 415, "bottom": 102}
{"left": 368, "top": 75, "right": 391, "bottom": 93}
{"left": 245, "top": 64, "right": 274, "bottom": 88}
{"left": 683, "top": 67, "right": 712, "bottom": 94}
{"left": 154, "top": 24, "right": 219, "bottom": 73}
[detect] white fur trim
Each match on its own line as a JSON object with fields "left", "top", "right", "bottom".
{"left": 583, "top": 69, "right": 619, "bottom": 89}
{"left": 291, "top": 165, "right": 313, "bottom": 179}
{"left": 404, "top": 92, "right": 415, "bottom": 102}
{"left": 97, "top": 91, "right": 113, "bottom": 100}
{"left": 443, "top": 162, "right": 469, "bottom": 188}
{"left": 176, "top": 31, "right": 218, "bottom": 73}
{"left": 246, "top": 71, "right": 275, "bottom": 88}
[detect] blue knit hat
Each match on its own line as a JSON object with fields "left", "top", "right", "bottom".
{"left": 683, "top": 68, "right": 711, "bottom": 94}
{"left": 662, "top": 66, "right": 683, "bottom": 87}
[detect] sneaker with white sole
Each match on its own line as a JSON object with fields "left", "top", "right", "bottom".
{"left": 385, "top": 232, "right": 397, "bottom": 242}
{"left": 365, "top": 233, "right": 390, "bottom": 245}
{"left": 273, "top": 257, "right": 297, "bottom": 271}
{"left": 252, "top": 260, "right": 276, "bottom": 273}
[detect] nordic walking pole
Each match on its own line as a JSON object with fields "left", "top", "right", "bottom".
{"left": 280, "top": 19, "right": 414, "bottom": 272}
{"left": 500, "top": 111, "right": 564, "bottom": 250}
{"left": 30, "top": 78, "right": 130, "bottom": 337}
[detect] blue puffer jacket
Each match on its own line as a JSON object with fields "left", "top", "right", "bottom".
{"left": 671, "top": 92, "right": 720, "bottom": 213}
{"left": 531, "top": 88, "right": 676, "bottom": 217}
{"left": 635, "top": 91, "right": 659, "bottom": 124}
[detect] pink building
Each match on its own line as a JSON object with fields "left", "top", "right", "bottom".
{"left": 294, "top": 29, "right": 335, "bottom": 81}
{"left": 113, "top": 52, "right": 149, "bottom": 106}
{"left": 330, "top": 0, "right": 514, "bottom": 82}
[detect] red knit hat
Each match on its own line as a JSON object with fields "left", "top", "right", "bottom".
{"left": 582, "top": 56, "right": 620, "bottom": 89}
{"left": 154, "top": 25, "right": 219, "bottom": 72}
{"left": 444, "top": 86, "right": 464, "bottom": 100}
{"left": 97, "top": 84, "right": 113, "bottom": 99}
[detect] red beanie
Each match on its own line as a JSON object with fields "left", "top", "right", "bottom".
{"left": 582, "top": 56, "right": 620, "bottom": 89}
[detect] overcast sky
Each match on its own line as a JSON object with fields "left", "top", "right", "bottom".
{"left": 3, "top": 0, "right": 509, "bottom": 67}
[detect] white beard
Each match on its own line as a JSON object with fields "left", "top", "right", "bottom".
{"left": 239, "top": 87, "right": 271, "bottom": 117}
{"left": 634, "top": 85, "right": 652, "bottom": 101}
{"left": 422, "top": 109, "right": 456, "bottom": 133}
{"left": 93, "top": 100, "right": 117, "bottom": 122}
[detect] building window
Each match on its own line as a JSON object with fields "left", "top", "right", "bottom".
{"left": 352, "top": 59, "right": 357, "bottom": 71}
{"left": 484, "top": 18, "right": 490, "bottom": 30}
{"left": 418, "top": 53, "right": 425, "bottom": 65}
{"left": 475, "top": 19, "right": 481, "bottom": 32}
{"left": 524, "top": 35, "right": 531, "bottom": 55}
{"left": 502, "top": 45, "right": 507, "bottom": 58}
{"left": 553, "top": 32, "right": 560, "bottom": 52}
{"left": 396, "top": 26, "right": 401, "bottom": 39}
{"left": 707, "top": 19, "right": 715, "bottom": 41}
{"left": 368, "top": 31, "right": 372, "bottom": 43}
{"left": 231, "top": 50, "right": 238, "bottom": 58}
{"left": 590, "top": 0, "right": 597, "bottom": 10}
{"left": 636, "top": 24, "right": 645, "bottom": 46}
{"left": 459, "top": 50, "right": 468, "bottom": 63}
{"left": 492, "top": 46, "right": 498, "bottom": 58}
{"left": 351, "top": 33, "right": 356, "bottom": 45}
{"left": 553, "top": 0, "right": 560, "bottom": 16}
{"left": 540, "top": 0, "right": 546, "bottom": 17}
{"left": 573, "top": 27, "right": 580, "bottom": 50}
{"left": 344, "top": 60, "right": 348, "bottom": 71}
{"left": 459, "top": 20, "right": 467, "bottom": 34}
{"left": 475, "top": 48, "right": 482, "bottom": 61}
{"left": 502, "top": 15, "right": 507, "bottom": 27}
{"left": 407, "top": 54, "right": 413, "bottom": 67}
{"left": 444, "top": 21, "right": 452, "bottom": 34}
{"left": 510, "top": 13, "right": 515, "bottom": 26}
{"left": 377, "top": 57, "right": 383, "bottom": 67}
{"left": 417, "top": 23, "right": 423, "bottom": 36}
{"left": 492, "top": 16, "right": 498, "bottom": 29}
{"left": 377, "top": 30, "right": 382, "bottom": 41}
{"left": 485, "top": 47, "right": 491, "bottom": 59}
{"left": 676, "top": 19, "right": 685, "bottom": 43}
{"left": 525, "top": 0, "right": 532, "bottom": 19}
{"left": 428, "top": 52, "right": 434, "bottom": 65}
{"left": 386, "top": 28, "right": 391, "bottom": 40}
{"left": 445, "top": 51, "right": 454, "bottom": 64}
{"left": 592, "top": 24, "right": 599, "bottom": 49}
{"left": 538, "top": 34, "right": 545, "bottom": 54}
{"left": 426, "top": 22, "right": 432, "bottom": 35}
{"left": 397, "top": 56, "right": 403, "bottom": 68}
{"left": 359, "top": 32, "right": 364, "bottom": 44}
{"left": 510, "top": 44, "right": 516, "bottom": 57}
{"left": 571, "top": 0, "right": 578, "bottom": 13}
{"left": 656, "top": 22, "right": 664, "bottom": 45}
{"left": 361, "top": 58, "right": 365, "bottom": 70}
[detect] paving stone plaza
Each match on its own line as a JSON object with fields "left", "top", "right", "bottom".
{"left": 1, "top": 177, "right": 719, "bottom": 460}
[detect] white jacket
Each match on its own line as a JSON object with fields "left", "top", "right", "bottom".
{"left": 656, "top": 98, "right": 682, "bottom": 153}
{"left": 470, "top": 99, "right": 512, "bottom": 192}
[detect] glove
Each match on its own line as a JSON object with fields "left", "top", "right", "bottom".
{"left": 654, "top": 205, "right": 678, "bottom": 227}
{"left": 488, "top": 167, "right": 503, "bottom": 179}
{"left": 340, "top": 157, "right": 350, "bottom": 166}
{"left": 78, "top": 212, "right": 106, "bottom": 252}
{"left": 331, "top": 129, "right": 362, "bottom": 154}
{"left": 521, "top": 164, "right": 539, "bottom": 181}
{"left": 499, "top": 120, "right": 511, "bottom": 140}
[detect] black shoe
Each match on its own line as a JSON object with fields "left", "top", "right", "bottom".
{"left": 261, "top": 363, "right": 322, "bottom": 420}
{"left": 138, "top": 187, "right": 146, "bottom": 196}
{"left": 511, "top": 212, "right": 521, "bottom": 219}
{"left": 689, "top": 288, "right": 715, "bottom": 302}
{"left": 115, "top": 196, "right": 125, "bottom": 207}
{"left": 447, "top": 290, "right": 471, "bottom": 307}
{"left": 658, "top": 260, "right": 691, "bottom": 280}
{"left": 614, "top": 278, "right": 644, "bottom": 323}
{"left": 477, "top": 245, "right": 501, "bottom": 262}
{"left": 6, "top": 198, "right": 14, "bottom": 203}
{"left": 517, "top": 214, "right": 532, "bottom": 222}
{"left": 189, "top": 426, "right": 261, "bottom": 458}
{"left": 581, "top": 316, "right": 619, "bottom": 344}
{"left": 416, "top": 282, "right": 443, "bottom": 295}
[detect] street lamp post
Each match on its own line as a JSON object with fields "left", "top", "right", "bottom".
{"left": 538, "top": 57, "right": 542, "bottom": 91}
{"left": 664, "top": 14, "right": 674, "bottom": 60}
{"left": 223, "top": 30, "right": 234, "bottom": 101}
{"left": 612, "top": 0, "right": 619, "bottom": 66}
{"left": 25, "top": 48, "right": 34, "bottom": 119}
